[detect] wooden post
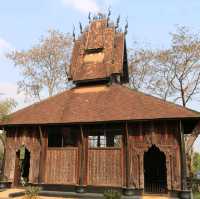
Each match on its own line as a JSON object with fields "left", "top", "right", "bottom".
{"left": 125, "top": 121, "right": 130, "bottom": 187}
{"left": 38, "top": 126, "right": 44, "bottom": 183}
{"left": 179, "top": 120, "right": 192, "bottom": 199}
{"left": 77, "top": 125, "right": 86, "bottom": 193}
{"left": 179, "top": 120, "right": 188, "bottom": 190}
{"left": 1, "top": 127, "right": 6, "bottom": 178}
{"left": 123, "top": 121, "right": 135, "bottom": 196}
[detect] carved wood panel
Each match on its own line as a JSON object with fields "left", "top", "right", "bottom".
{"left": 128, "top": 121, "right": 181, "bottom": 190}
{"left": 4, "top": 127, "right": 41, "bottom": 183}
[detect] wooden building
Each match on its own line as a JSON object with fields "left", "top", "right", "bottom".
{"left": 1, "top": 17, "right": 200, "bottom": 198}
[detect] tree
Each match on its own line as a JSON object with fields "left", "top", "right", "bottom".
{"left": 0, "top": 98, "right": 16, "bottom": 121}
{"left": 0, "top": 98, "right": 16, "bottom": 175}
{"left": 7, "top": 29, "right": 73, "bottom": 101}
{"left": 155, "top": 26, "right": 200, "bottom": 107}
{"left": 129, "top": 26, "right": 200, "bottom": 106}
{"left": 129, "top": 48, "right": 174, "bottom": 100}
{"left": 192, "top": 152, "right": 200, "bottom": 175}
{"left": 129, "top": 26, "right": 200, "bottom": 182}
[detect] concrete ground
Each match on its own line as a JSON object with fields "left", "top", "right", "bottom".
{"left": 143, "top": 196, "right": 171, "bottom": 199}
{"left": 0, "top": 189, "right": 174, "bottom": 199}
{"left": 0, "top": 189, "right": 71, "bottom": 199}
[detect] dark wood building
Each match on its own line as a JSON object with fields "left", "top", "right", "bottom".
{"left": 1, "top": 17, "right": 200, "bottom": 198}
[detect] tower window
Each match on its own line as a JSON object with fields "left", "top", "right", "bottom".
{"left": 83, "top": 48, "right": 104, "bottom": 64}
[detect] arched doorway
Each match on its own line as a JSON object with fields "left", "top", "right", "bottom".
{"left": 14, "top": 146, "right": 30, "bottom": 186}
{"left": 144, "top": 145, "right": 167, "bottom": 193}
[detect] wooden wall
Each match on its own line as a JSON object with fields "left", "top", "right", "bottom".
{"left": 87, "top": 148, "right": 123, "bottom": 186}
{"left": 4, "top": 120, "right": 182, "bottom": 191}
{"left": 44, "top": 148, "right": 78, "bottom": 184}
{"left": 4, "top": 127, "right": 41, "bottom": 183}
{"left": 128, "top": 120, "right": 181, "bottom": 190}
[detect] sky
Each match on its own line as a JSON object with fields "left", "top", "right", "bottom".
{"left": 1, "top": 0, "right": 200, "bottom": 151}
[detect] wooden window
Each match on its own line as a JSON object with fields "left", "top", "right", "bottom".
{"left": 83, "top": 48, "right": 104, "bottom": 64}
{"left": 83, "top": 52, "right": 104, "bottom": 63}
{"left": 88, "top": 135, "right": 106, "bottom": 148}
{"left": 88, "top": 128, "right": 122, "bottom": 148}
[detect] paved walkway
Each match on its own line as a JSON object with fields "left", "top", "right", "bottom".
{"left": 0, "top": 189, "right": 23, "bottom": 199}
{"left": 0, "top": 189, "right": 73, "bottom": 199}
{"left": 143, "top": 196, "right": 170, "bottom": 199}
{"left": 0, "top": 189, "right": 175, "bottom": 199}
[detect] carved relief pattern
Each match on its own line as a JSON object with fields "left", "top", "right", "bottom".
{"left": 128, "top": 121, "right": 181, "bottom": 191}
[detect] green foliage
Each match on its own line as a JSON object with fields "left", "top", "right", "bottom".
{"left": 193, "top": 192, "right": 200, "bottom": 199}
{"left": 192, "top": 182, "right": 200, "bottom": 193}
{"left": 193, "top": 152, "right": 200, "bottom": 175}
{"left": 104, "top": 189, "right": 121, "bottom": 199}
{"left": 0, "top": 151, "right": 3, "bottom": 160}
{"left": 24, "top": 186, "right": 41, "bottom": 199}
{"left": 0, "top": 175, "right": 8, "bottom": 182}
{"left": 0, "top": 98, "right": 17, "bottom": 121}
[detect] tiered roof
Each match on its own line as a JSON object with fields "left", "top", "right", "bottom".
{"left": 1, "top": 17, "right": 199, "bottom": 127}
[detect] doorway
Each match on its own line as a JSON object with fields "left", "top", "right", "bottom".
{"left": 144, "top": 145, "right": 167, "bottom": 193}
{"left": 14, "top": 147, "right": 30, "bottom": 186}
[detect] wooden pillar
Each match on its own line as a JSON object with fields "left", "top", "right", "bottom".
{"left": 123, "top": 121, "right": 136, "bottom": 196}
{"left": 125, "top": 121, "right": 130, "bottom": 187}
{"left": 38, "top": 126, "right": 46, "bottom": 183}
{"left": 179, "top": 120, "right": 187, "bottom": 190}
{"left": 1, "top": 127, "right": 7, "bottom": 179}
{"left": 139, "top": 152, "right": 144, "bottom": 189}
{"left": 77, "top": 125, "right": 86, "bottom": 193}
{"left": 179, "top": 120, "right": 193, "bottom": 199}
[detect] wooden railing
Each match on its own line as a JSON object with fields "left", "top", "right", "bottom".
{"left": 144, "top": 179, "right": 167, "bottom": 193}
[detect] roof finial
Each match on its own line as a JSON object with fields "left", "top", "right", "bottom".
{"left": 72, "top": 25, "right": 76, "bottom": 42}
{"left": 115, "top": 15, "right": 120, "bottom": 30}
{"left": 79, "top": 22, "right": 83, "bottom": 34}
{"left": 124, "top": 18, "right": 128, "bottom": 35}
{"left": 88, "top": 12, "right": 91, "bottom": 23}
{"left": 98, "top": 12, "right": 105, "bottom": 19}
{"left": 107, "top": 6, "right": 111, "bottom": 26}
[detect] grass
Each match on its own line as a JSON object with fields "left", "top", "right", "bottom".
{"left": 194, "top": 192, "right": 200, "bottom": 199}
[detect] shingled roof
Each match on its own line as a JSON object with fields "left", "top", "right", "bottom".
{"left": 1, "top": 84, "right": 199, "bottom": 126}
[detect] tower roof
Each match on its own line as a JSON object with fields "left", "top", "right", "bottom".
{"left": 69, "top": 18, "right": 129, "bottom": 84}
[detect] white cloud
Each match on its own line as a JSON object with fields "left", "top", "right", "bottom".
{"left": 62, "top": 0, "right": 100, "bottom": 13}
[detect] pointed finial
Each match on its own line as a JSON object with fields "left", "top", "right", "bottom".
{"left": 72, "top": 25, "right": 76, "bottom": 42}
{"left": 115, "top": 15, "right": 120, "bottom": 30}
{"left": 93, "top": 15, "right": 98, "bottom": 20}
{"left": 79, "top": 22, "right": 83, "bottom": 34}
{"left": 124, "top": 18, "right": 128, "bottom": 35}
{"left": 107, "top": 6, "right": 111, "bottom": 26}
{"left": 98, "top": 12, "right": 104, "bottom": 19}
{"left": 88, "top": 12, "right": 91, "bottom": 23}
{"left": 108, "top": 6, "right": 111, "bottom": 18}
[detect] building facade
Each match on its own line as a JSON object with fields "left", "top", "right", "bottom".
{"left": 1, "top": 17, "right": 200, "bottom": 198}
